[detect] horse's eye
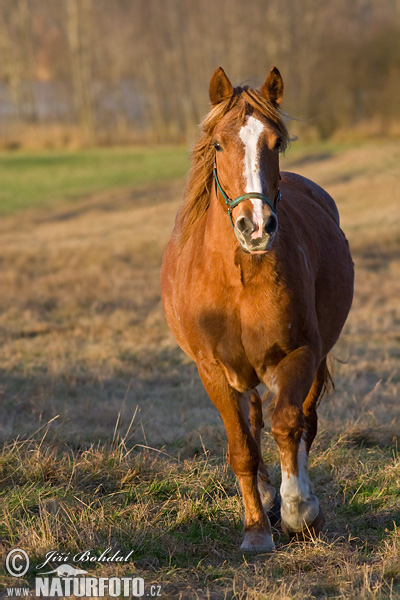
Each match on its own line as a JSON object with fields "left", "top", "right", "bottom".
{"left": 274, "top": 138, "right": 282, "bottom": 151}
{"left": 214, "top": 142, "right": 222, "bottom": 152}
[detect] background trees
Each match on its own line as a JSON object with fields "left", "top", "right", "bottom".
{"left": 0, "top": 0, "right": 399, "bottom": 146}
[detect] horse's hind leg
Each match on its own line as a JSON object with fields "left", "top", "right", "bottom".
{"left": 280, "top": 358, "right": 328, "bottom": 539}
{"left": 269, "top": 347, "right": 324, "bottom": 539}
{"left": 245, "top": 390, "right": 280, "bottom": 523}
{"left": 198, "top": 363, "right": 275, "bottom": 552}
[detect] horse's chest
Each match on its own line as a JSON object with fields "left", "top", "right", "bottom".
{"left": 240, "top": 300, "right": 290, "bottom": 373}
{"left": 195, "top": 289, "right": 291, "bottom": 391}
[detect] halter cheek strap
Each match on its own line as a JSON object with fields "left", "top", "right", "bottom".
{"left": 213, "top": 159, "right": 281, "bottom": 229}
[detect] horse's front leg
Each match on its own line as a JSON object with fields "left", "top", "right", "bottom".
{"left": 269, "top": 346, "right": 324, "bottom": 539}
{"left": 198, "top": 362, "right": 275, "bottom": 552}
{"left": 241, "top": 390, "right": 280, "bottom": 523}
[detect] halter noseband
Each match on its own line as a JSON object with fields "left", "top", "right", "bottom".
{"left": 213, "top": 158, "right": 281, "bottom": 229}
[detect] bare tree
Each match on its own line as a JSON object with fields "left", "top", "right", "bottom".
{"left": 66, "top": 0, "right": 95, "bottom": 144}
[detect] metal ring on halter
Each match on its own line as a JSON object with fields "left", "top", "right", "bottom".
{"left": 213, "top": 159, "right": 281, "bottom": 229}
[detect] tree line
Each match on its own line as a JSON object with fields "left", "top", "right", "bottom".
{"left": 0, "top": 0, "right": 399, "bottom": 147}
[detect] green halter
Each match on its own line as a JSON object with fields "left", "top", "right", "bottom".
{"left": 213, "top": 159, "right": 281, "bottom": 229}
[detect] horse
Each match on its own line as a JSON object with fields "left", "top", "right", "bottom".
{"left": 161, "top": 66, "right": 354, "bottom": 551}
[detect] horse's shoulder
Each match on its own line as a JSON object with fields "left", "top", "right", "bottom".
{"left": 280, "top": 171, "right": 340, "bottom": 226}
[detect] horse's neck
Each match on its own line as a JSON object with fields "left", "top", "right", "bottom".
{"left": 204, "top": 193, "right": 236, "bottom": 251}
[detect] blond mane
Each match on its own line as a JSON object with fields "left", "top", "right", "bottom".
{"left": 176, "top": 86, "right": 290, "bottom": 248}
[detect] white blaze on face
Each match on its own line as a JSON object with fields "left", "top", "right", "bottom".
{"left": 239, "top": 115, "right": 265, "bottom": 234}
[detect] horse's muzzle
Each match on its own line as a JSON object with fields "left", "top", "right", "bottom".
{"left": 235, "top": 212, "right": 278, "bottom": 254}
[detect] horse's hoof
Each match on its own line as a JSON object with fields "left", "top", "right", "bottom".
{"left": 267, "top": 493, "right": 281, "bottom": 527}
{"left": 240, "top": 530, "right": 275, "bottom": 552}
{"left": 281, "top": 508, "right": 325, "bottom": 541}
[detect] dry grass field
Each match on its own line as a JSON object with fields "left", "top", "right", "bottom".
{"left": 0, "top": 140, "right": 399, "bottom": 599}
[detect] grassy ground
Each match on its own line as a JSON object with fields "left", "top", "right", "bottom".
{"left": 0, "top": 141, "right": 399, "bottom": 599}
{"left": 0, "top": 146, "right": 189, "bottom": 214}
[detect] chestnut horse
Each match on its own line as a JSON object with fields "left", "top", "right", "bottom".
{"left": 161, "top": 67, "right": 354, "bottom": 551}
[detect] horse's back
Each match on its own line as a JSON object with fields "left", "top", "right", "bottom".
{"left": 281, "top": 171, "right": 340, "bottom": 226}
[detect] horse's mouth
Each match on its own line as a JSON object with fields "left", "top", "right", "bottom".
{"left": 241, "top": 233, "right": 275, "bottom": 255}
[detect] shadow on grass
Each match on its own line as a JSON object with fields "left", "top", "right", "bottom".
{"left": 37, "top": 179, "right": 183, "bottom": 225}
{"left": 284, "top": 151, "right": 334, "bottom": 168}
{"left": 0, "top": 344, "right": 220, "bottom": 452}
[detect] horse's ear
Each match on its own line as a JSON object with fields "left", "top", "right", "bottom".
{"left": 209, "top": 67, "right": 234, "bottom": 105}
{"left": 260, "top": 67, "right": 284, "bottom": 107}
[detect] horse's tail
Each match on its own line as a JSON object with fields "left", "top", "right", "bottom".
{"left": 320, "top": 350, "right": 351, "bottom": 403}
{"left": 319, "top": 354, "right": 335, "bottom": 403}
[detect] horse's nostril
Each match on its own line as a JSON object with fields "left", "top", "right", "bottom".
{"left": 264, "top": 215, "right": 277, "bottom": 235}
{"left": 236, "top": 215, "right": 254, "bottom": 236}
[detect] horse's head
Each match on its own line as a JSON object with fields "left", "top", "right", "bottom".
{"left": 209, "top": 67, "right": 286, "bottom": 255}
